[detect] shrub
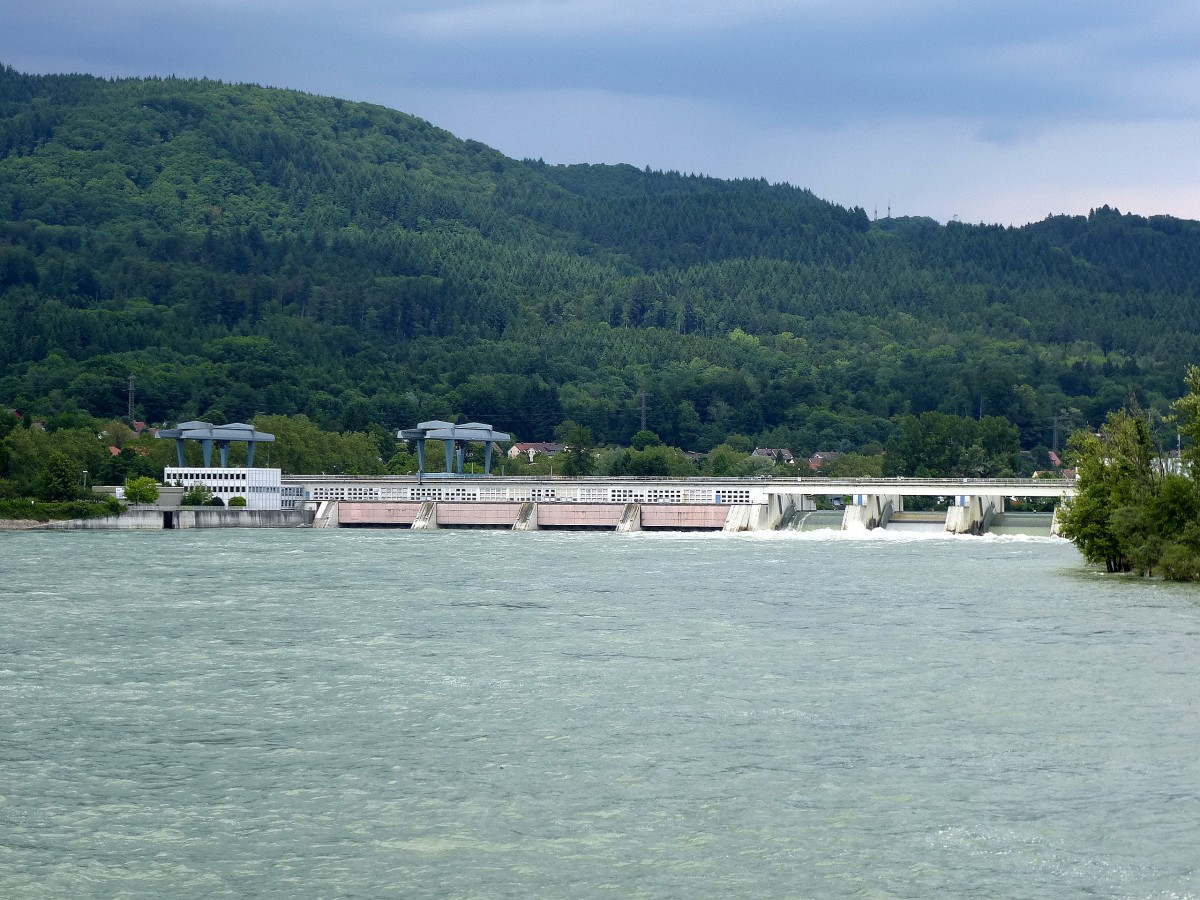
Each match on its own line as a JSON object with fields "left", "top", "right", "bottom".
{"left": 124, "top": 476, "right": 159, "bottom": 505}
{"left": 0, "top": 499, "right": 119, "bottom": 520}
{"left": 181, "top": 485, "right": 213, "bottom": 506}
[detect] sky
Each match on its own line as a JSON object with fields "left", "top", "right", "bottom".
{"left": 3, "top": 0, "right": 1200, "bottom": 226}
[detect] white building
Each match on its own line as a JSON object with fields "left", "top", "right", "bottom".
{"left": 165, "top": 467, "right": 283, "bottom": 510}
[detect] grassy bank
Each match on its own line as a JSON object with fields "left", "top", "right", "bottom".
{"left": 0, "top": 498, "right": 122, "bottom": 521}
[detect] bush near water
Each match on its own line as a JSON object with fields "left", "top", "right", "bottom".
{"left": 1059, "top": 365, "right": 1200, "bottom": 579}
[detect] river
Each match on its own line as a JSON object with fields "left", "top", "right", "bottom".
{"left": 1, "top": 529, "right": 1197, "bottom": 898}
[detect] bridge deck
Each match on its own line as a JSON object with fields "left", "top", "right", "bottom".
{"left": 287, "top": 474, "right": 1074, "bottom": 503}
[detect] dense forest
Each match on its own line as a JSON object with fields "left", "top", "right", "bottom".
{"left": 3, "top": 64, "right": 1200, "bottom": 478}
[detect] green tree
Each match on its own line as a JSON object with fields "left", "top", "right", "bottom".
{"left": 820, "top": 452, "right": 885, "bottom": 478}
{"left": 1172, "top": 364, "right": 1200, "bottom": 473}
{"left": 124, "top": 475, "right": 160, "bottom": 505}
{"left": 704, "top": 444, "right": 748, "bottom": 477}
{"left": 181, "top": 484, "right": 213, "bottom": 505}
{"left": 1058, "top": 405, "right": 1183, "bottom": 575}
{"left": 37, "top": 451, "right": 80, "bottom": 502}
{"left": 630, "top": 429, "right": 663, "bottom": 451}
{"left": 612, "top": 445, "right": 697, "bottom": 477}
{"left": 884, "top": 412, "right": 1018, "bottom": 477}
{"left": 555, "top": 420, "right": 596, "bottom": 476}
{"left": 386, "top": 448, "right": 419, "bottom": 474}
{"left": 1060, "top": 410, "right": 1153, "bottom": 571}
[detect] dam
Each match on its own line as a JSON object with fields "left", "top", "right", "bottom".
{"left": 286, "top": 475, "right": 1072, "bottom": 535}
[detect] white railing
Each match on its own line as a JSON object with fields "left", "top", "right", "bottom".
{"left": 283, "top": 474, "right": 1075, "bottom": 503}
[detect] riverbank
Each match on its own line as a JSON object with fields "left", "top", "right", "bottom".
{"left": 42, "top": 508, "right": 315, "bottom": 529}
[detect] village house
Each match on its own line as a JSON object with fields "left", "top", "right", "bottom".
{"left": 808, "top": 451, "right": 840, "bottom": 471}
{"left": 752, "top": 448, "right": 796, "bottom": 466}
{"left": 507, "top": 442, "right": 565, "bottom": 462}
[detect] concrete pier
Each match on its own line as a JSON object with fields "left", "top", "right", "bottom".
{"left": 722, "top": 504, "right": 766, "bottom": 532}
{"left": 411, "top": 500, "right": 438, "bottom": 530}
{"left": 841, "top": 494, "right": 901, "bottom": 530}
{"left": 313, "top": 500, "right": 339, "bottom": 528}
{"left": 513, "top": 502, "right": 539, "bottom": 531}
{"left": 944, "top": 495, "right": 1003, "bottom": 535}
{"left": 616, "top": 503, "right": 642, "bottom": 533}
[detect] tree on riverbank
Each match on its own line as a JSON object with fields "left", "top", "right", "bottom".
{"left": 1059, "top": 368, "right": 1200, "bottom": 578}
{"left": 124, "top": 476, "right": 159, "bottom": 505}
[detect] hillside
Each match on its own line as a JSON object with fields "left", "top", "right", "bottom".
{"left": 3, "top": 64, "right": 1200, "bottom": 456}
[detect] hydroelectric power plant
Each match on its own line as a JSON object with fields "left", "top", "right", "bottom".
{"left": 34, "top": 420, "right": 1069, "bottom": 534}
{"left": 289, "top": 475, "right": 1072, "bottom": 536}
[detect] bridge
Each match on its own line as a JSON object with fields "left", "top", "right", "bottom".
{"left": 283, "top": 475, "right": 1074, "bottom": 535}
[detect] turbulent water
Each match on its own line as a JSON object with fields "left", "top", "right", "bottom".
{"left": 1, "top": 528, "right": 1198, "bottom": 898}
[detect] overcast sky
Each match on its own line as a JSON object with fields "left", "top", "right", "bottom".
{"left": 4, "top": 0, "right": 1200, "bottom": 225}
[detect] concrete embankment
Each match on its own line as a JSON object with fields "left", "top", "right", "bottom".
{"left": 38, "top": 508, "right": 315, "bottom": 530}
{"left": 0, "top": 519, "right": 52, "bottom": 530}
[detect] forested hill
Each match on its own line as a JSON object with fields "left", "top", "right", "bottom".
{"left": 3, "top": 63, "right": 1200, "bottom": 455}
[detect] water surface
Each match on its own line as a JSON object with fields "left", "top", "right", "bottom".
{"left": 1, "top": 529, "right": 1197, "bottom": 898}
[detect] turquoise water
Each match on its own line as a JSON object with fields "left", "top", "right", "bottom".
{"left": 1, "top": 529, "right": 1198, "bottom": 898}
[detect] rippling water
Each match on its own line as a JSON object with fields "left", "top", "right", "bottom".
{"left": 1, "top": 529, "right": 1198, "bottom": 898}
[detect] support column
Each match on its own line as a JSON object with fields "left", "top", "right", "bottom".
{"left": 764, "top": 493, "right": 797, "bottom": 530}
{"left": 513, "top": 501, "right": 539, "bottom": 531}
{"left": 945, "top": 495, "right": 1003, "bottom": 535}
{"left": 616, "top": 503, "right": 642, "bottom": 532}
{"left": 411, "top": 500, "right": 438, "bottom": 530}
{"left": 723, "top": 504, "right": 769, "bottom": 531}
{"left": 841, "top": 494, "right": 897, "bottom": 530}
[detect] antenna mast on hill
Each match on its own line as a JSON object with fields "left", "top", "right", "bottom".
{"left": 127, "top": 375, "right": 135, "bottom": 422}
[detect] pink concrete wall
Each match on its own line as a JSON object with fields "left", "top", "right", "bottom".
{"left": 640, "top": 505, "right": 729, "bottom": 529}
{"left": 339, "top": 502, "right": 422, "bottom": 525}
{"left": 537, "top": 504, "right": 625, "bottom": 527}
{"left": 436, "top": 503, "right": 522, "bottom": 526}
{"left": 338, "top": 501, "right": 730, "bottom": 529}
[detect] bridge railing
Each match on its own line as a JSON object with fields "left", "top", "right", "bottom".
{"left": 283, "top": 473, "right": 1075, "bottom": 500}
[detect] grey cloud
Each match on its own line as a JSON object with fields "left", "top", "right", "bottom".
{"left": 6, "top": 0, "right": 1195, "bottom": 127}
{"left": 2, "top": 0, "right": 1199, "bottom": 223}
